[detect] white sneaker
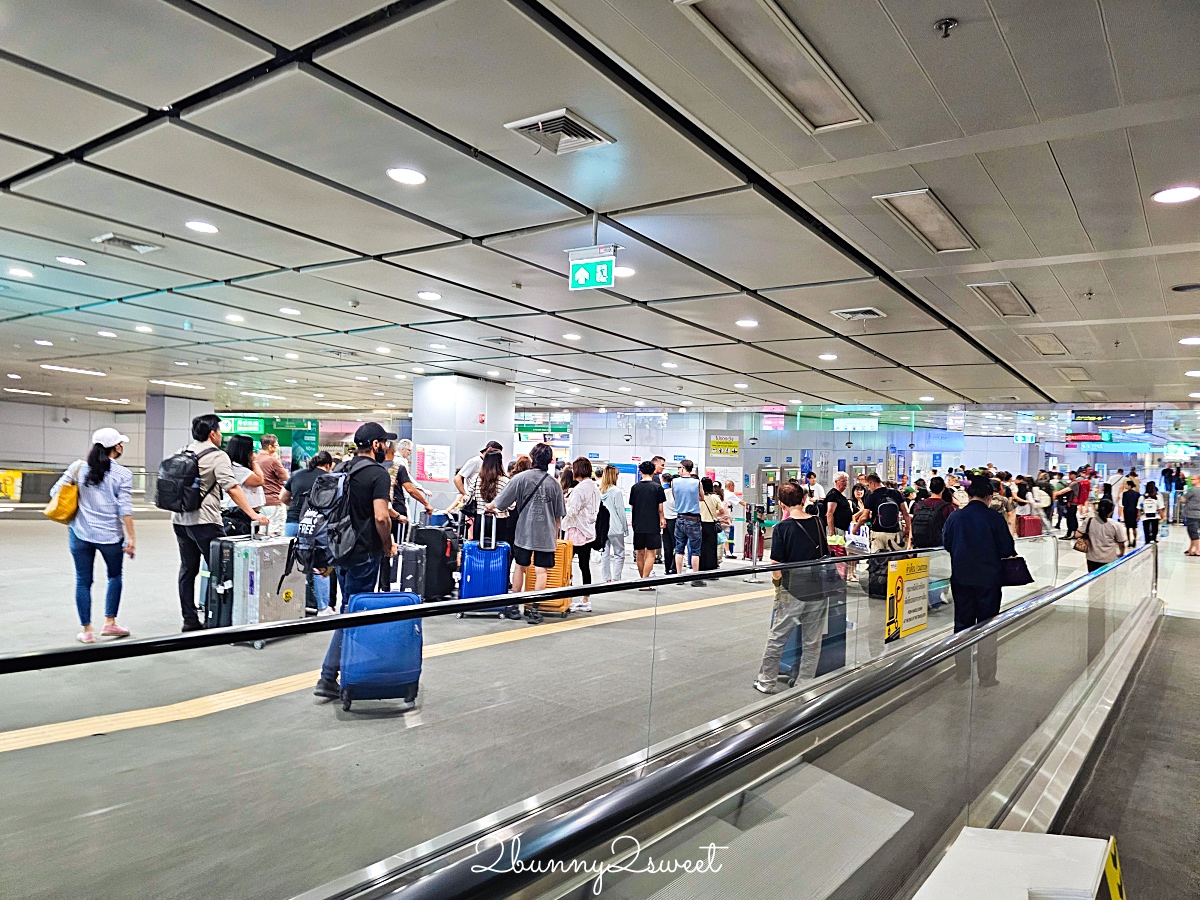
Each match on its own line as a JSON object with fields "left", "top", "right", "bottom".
{"left": 569, "top": 601, "right": 593, "bottom": 613}
{"left": 752, "top": 679, "right": 778, "bottom": 695}
{"left": 316, "top": 606, "right": 337, "bottom": 617}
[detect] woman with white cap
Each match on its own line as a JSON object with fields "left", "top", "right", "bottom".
{"left": 50, "top": 427, "right": 136, "bottom": 643}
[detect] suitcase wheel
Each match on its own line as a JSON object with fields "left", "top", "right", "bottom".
{"left": 456, "top": 612, "right": 465, "bottom": 618}
{"left": 252, "top": 639, "right": 266, "bottom": 650}
{"left": 341, "top": 689, "right": 351, "bottom": 712}
{"left": 560, "top": 611, "right": 569, "bottom": 619}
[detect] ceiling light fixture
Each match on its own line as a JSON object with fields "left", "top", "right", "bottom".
{"left": 416, "top": 291, "right": 440, "bottom": 302}
{"left": 598, "top": 407, "right": 607, "bottom": 413}
{"left": 34, "top": 339, "right": 53, "bottom": 346}
{"left": 613, "top": 266, "right": 635, "bottom": 278}
{"left": 919, "top": 395, "right": 935, "bottom": 402}
{"left": 243, "top": 355, "right": 259, "bottom": 361}
{"left": 386, "top": 403, "right": 397, "bottom": 409}
{"left": 523, "top": 388, "right": 535, "bottom": 394}
{"left": 735, "top": 319, "right": 758, "bottom": 328}
{"left": 872, "top": 188, "right": 977, "bottom": 253}
{"left": 562, "top": 333, "right": 582, "bottom": 341}
{"left": 1181, "top": 337, "right": 1200, "bottom": 346}
{"left": 386, "top": 167, "right": 426, "bottom": 185}
{"left": 678, "top": 407, "right": 687, "bottom": 413}
{"left": 818, "top": 353, "right": 838, "bottom": 361}
{"left": 224, "top": 381, "right": 238, "bottom": 386}
{"left": 568, "top": 387, "right": 580, "bottom": 393}
{"left": 733, "top": 382, "right": 749, "bottom": 389}
{"left": 85, "top": 397, "right": 129, "bottom": 404}
{"left": 375, "top": 347, "right": 391, "bottom": 354}
{"left": 681, "top": 400, "right": 693, "bottom": 406}
{"left": 1190, "top": 393, "right": 1200, "bottom": 400}
{"left": 1171, "top": 283, "right": 1200, "bottom": 293}
{"left": 486, "top": 370, "right": 500, "bottom": 377}
{"left": 618, "top": 386, "right": 631, "bottom": 392}
{"left": 284, "top": 352, "right": 299, "bottom": 360}
{"left": 429, "top": 343, "right": 447, "bottom": 350}
{"left": 395, "top": 373, "right": 407, "bottom": 379}
{"left": 135, "top": 325, "right": 153, "bottom": 333}
{"left": 1152, "top": 186, "right": 1200, "bottom": 204}
{"left": 313, "top": 393, "right": 324, "bottom": 397}
{"left": 149, "top": 379, "right": 204, "bottom": 390}
{"left": 56, "top": 256, "right": 86, "bottom": 266}
{"left": 225, "top": 313, "right": 244, "bottom": 322}
{"left": 634, "top": 400, "right": 645, "bottom": 407}
{"left": 537, "top": 368, "right": 551, "bottom": 374}
{"left": 969, "top": 281, "right": 1036, "bottom": 318}
{"left": 5, "top": 373, "right": 18, "bottom": 379}
{"left": 279, "top": 307, "right": 301, "bottom": 316}
{"left": 7, "top": 267, "right": 34, "bottom": 279}
{"left": 285, "top": 378, "right": 298, "bottom": 384}
{"left": 373, "top": 391, "right": 385, "bottom": 396}
{"left": 661, "top": 362, "right": 678, "bottom": 369}
{"left": 789, "top": 399, "right": 802, "bottom": 405}
{"left": 355, "top": 375, "right": 369, "bottom": 381}
{"left": 240, "top": 391, "right": 285, "bottom": 400}
{"left": 411, "top": 367, "right": 425, "bottom": 374}
{"left": 97, "top": 331, "right": 116, "bottom": 337}
{"left": 317, "top": 401, "right": 358, "bottom": 410}
{"left": 185, "top": 221, "right": 219, "bottom": 234}
{"left": 174, "top": 361, "right": 189, "bottom": 366}
{"left": 4, "top": 387, "right": 51, "bottom": 396}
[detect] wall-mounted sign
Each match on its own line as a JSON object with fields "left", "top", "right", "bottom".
{"left": 223, "top": 416, "right": 264, "bottom": 435}
{"left": 415, "top": 444, "right": 450, "bottom": 482}
{"left": 708, "top": 434, "right": 741, "bottom": 456}
{"left": 932, "top": 453, "right": 943, "bottom": 468}
{"left": 885, "top": 556, "right": 929, "bottom": 643}
{"left": 833, "top": 417, "right": 879, "bottom": 432}
{"left": 1072, "top": 409, "right": 1153, "bottom": 428}
{"left": 1013, "top": 433, "right": 1037, "bottom": 444}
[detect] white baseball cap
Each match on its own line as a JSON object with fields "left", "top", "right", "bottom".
{"left": 92, "top": 427, "right": 130, "bottom": 448}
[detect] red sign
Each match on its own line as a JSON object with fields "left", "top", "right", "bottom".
{"left": 1065, "top": 433, "right": 1103, "bottom": 442}
{"left": 1066, "top": 443, "right": 1079, "bottom": 449}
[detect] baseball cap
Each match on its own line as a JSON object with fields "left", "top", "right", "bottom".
{"left": 92, "top": 427, "right": 129, "bottom": 448}
{"left": 353, "top": 422, "right": 398, "bottom": 446}
{"left": 479, "top": 439, "right": 503, "bottom": 454}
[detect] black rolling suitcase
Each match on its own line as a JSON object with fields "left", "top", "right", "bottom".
{"left": 205, "top": 534, "right": 251, "bottom": 627}
{"left": 413, "top": 512, "right": 457, "bottom": 600}
{"left": 867, "top": 554, "right": 888, "bottom": 599}
{"left": 383, "top": 522, "right": 428, "bottom": 597}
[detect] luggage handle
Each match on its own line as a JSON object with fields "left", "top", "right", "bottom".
{"left": 479, "top": 512, "right": 498, "bottom": 551}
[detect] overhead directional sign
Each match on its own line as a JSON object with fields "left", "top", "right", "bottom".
{"left": 570, "top": 255, "right": 615, "bottom": 290}
{"left": 1013, "top": 433, "right": 1037, "bottom": 443}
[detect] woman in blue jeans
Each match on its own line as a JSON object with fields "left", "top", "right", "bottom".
{"left": 51, "top": 428, "right": 136, "bottom": 644}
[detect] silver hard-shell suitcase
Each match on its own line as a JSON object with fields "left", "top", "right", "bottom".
{"left": 231, "top": 534, "right": 309, "bottom": 628}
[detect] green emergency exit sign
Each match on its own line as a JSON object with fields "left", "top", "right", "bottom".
{"left": 569, "top": 255, "right": 616, "bottom": 290}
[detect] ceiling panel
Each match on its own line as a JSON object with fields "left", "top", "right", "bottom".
{"left": 804, "top": 389, "right": 895, "bottom": 404}
{"left": 13, "top": 162, "right": 352, "bottom": 269}
{"left": 89, "top": 121, "right": 453, "bottom": 256}
{"left": 762, "top": 278, "right": 942, "bottom": 334}
{"left": 834, "top": 366, "right": 944, "bottom": 393}
{"left": 1101, "top": 0, "right": 1200, "bottom": 105}
{"left": 560, "top": 304, "right": 732, "bottom": 348}
{"left": 0, "top": 228, "right": 201, "bottom": 292}
{"left": 648, "top": 294, "right": 826, "bottom": 340}
{"left": 196, "top": 0, "right": 387, "bottom": 49}
{"left": 226, "top": 269, "right": 443, "bottom": 327}
{"left": 186, "top": 64, "right": 578, "bottom": 236}
{"left": 318, "top": 0, "right": 741, "bottom": 211}
{"left": 673, "top": 342, "right": 796, "bottom": 373}
{"left": 1050, "top": 130, "right": 1150, "bottom": 252}
{"left": 613, "top": 186, "right": 867, "bottom": 289}
{"left": 751, "top": 369, "right": 865, "bottom": 397}
{"left": 533, "top": 353, "right": 651, "bottom": 380}
{"left": 856, "top": 329, "right": 990, "bottom": 366}
{"left": 170, "top": 282, "right": 383, "bottom": 335}
{"left": 753, "top": 336, "right": 893, "bottom": 370}
{"left": 0, "top": 56, "right": 143, "bottom": 151}
{"left": 406, "top": 320, "right": 569, "bottom": 357}
{"left": 391, "top": 241, "right": 625, "bottom": 312}
{"left": 0, "top": 138, "right": 49, "bottom": 181}
{"left": 0, "top": 0, "right": 272, "bottom": 108}
{"left": 0, "top": 253, "right": 155, "bottom": 300}
{"left": 597, "top": 347, "right": 728, "bottom": 376}
{"left": 310, "top": 259, "right": 529, "bottom": 319}
{"left": 912, "top": 364, "right": 1027, "bottom": 391}
{"left": 480, "top": 314, "right": 645, "bottom": 353}
{"left": 1129, "top": 118, "right": 1200, "bottom": 247}
{"left": 485, "top": 218, "right": 731, "bottom": 302}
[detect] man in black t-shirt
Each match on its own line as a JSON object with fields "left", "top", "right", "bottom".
{"left": 629, "top": 460, "right": 666, "bottom": 580}
{"left": 857, "top": 472, "right": 911, "bottom": 552}
{"left": 315, "top": 422, "right": 397, "bottom": 699}
{"left": 824, "top": 471, "right": 852, "bottom": 538}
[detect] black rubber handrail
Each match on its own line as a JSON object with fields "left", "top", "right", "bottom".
{"left": 0, "top": 546, "right": 931, "bottom": 674}
{"left": 378, "top": 544, "right": 1154, "bottom": 899}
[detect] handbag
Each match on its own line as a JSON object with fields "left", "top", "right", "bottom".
{"left": 43, "top": 461, "right": 81, "bottom": 525}
{"left": 1072, "top": 519, "right": 1091, "bottom": 554}
{"left": 1000, "top": 555, "right": 1034, "bottom": 587}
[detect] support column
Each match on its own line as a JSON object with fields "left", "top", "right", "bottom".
{"left": 144, "top": 393, "right": 215, "bottom": 472}
{"left": 410, "top": 375, "right": 515, "bottom": 509}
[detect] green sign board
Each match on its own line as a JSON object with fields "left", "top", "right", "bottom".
{"left": 224, "top": 416, "right": 264, "bottom": 435}
{"left": 516, "top": 423, "right": 570, "bottom": 435}
{"left": 569, "top": 255, "right": 616, "bottom": 291}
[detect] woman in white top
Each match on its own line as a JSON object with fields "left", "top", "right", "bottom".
{"left": 51, "top": 427, "right": 136, "bottom": 644}
{"left": 1080, "top": 499, "right": 1125, "bottom": 571}
{"left": 221, "top": 434, "right": 265, "bottom": 534}
{"left": 464, "top": 449, "right": 512, "bottom": 547}
{"left": 598, "top": 465, "right": 628, "bottom": 583}
{"left": 562, "top": 456, "right": 601, "bottom": 612}
{"left": 1140, "top": 483, "right": 1164, "bottom": 545}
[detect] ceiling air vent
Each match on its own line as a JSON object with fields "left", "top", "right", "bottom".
{"left": 872, "top": 189, "right": 976, "bottom": 254}
{"left": 320, "top": 348, "right": 359, "bottom": 358}
{"left": 504, "top": 109, "right": 615, "bottom": 156}
{"left": 1081, "top": 390, "right": 1109, "bottom": 402}
{"left": 90, "top": 232, "right": 163, "bottom": 254}
{"left": 830, "top": 306, "right": 887, "bottom": 322}
{"left": 1056, "top": 366, "right": 1091, "bottom": 383}
{"left": 1021, "top": 333, "right": 1069, "bottom": 356}
{"left": 988, "top": 395, "right": 1020, "bottom": 402}
{"left": 969, "top": 281, "right": 1035, "bottom": 318}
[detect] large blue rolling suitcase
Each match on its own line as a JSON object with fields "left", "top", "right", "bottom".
{"left": 457, "top": 515, "right": 511, "bottom": 617}
{"left": 339, "top": 591, "right": 423, "bottom": 711}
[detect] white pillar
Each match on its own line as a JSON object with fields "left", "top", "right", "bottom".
{"left": 144, "top": 392, "right": 215, "bottom": 472}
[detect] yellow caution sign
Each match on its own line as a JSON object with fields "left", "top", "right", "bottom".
{"left": 884, "top": 556, "right": 929, "bottom": 643}
{"left": 1103, "top": 836, "right": 1127, "bottom": 899}
{"left": 282, "top": 589, "right": 294, "bottom": 603}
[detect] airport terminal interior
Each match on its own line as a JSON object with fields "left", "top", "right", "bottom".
{"left": 1, "top": 1, "right": 1199, "bottom": 898}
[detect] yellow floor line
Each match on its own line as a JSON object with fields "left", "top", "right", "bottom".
{"left": 0, "top": 587, "right": 773, "bottom": 754}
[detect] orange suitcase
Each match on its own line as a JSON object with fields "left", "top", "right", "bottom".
{"left": 523, "top": 539, "right": 573, "bottom": 616}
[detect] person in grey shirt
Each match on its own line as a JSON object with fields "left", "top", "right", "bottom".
{"left": 1184, "top": 475, "right": 1200, "bottom": 556}
{"left": 488, "top": 442, "right": 565, "bottom": 618}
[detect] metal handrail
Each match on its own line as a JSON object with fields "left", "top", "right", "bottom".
{"left": 0, "top": 544, "right": 951, "bottom": 674}
{"left": 383, "top": 544, "right": 1154, "bottom": 900}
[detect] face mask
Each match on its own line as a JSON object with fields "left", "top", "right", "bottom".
{"left": 112, "top": 446, "right": 123, "bottom": 460}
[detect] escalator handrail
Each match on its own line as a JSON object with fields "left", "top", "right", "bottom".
{"left": 387, "top": 543, "right": 1153, "bottom": 900}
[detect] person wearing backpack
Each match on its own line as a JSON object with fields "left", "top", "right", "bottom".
{"left": 280, "top": 451, "right": 335, "bottom": 615}
{"left": 314, "top": 422, "right": 399, "bottom": 699}
{"left": 857, "top": 472, "right": 911, "bottom": 553}
{"left": 166, "top": 414, "right": 269, "bottom": 632}
{"left": 910, "top": 476, "right": 954, "bottom": 549}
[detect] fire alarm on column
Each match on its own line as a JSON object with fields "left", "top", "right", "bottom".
{"left": 478, "top": 413, "right": 486, "bottom": 424}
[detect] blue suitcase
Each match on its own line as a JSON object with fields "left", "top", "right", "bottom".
{"left": 339, "top": 591, "right": 423, "bottom": 711}
{"left": 457, "top": 515, "right": 511, "bottom": 617}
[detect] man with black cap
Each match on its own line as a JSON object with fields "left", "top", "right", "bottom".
{"left": 455, "top": 440, "right": 504, "bottom": 498}
{"left": 315, "top": 422, "right": 398, "bottom": 699}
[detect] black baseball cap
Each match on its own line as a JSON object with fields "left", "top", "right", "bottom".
{"left": 479, "top": 439, "right": 504, "bottom": 454}
{"left": 354, "top": 422, "right": 398, "bottom": 446}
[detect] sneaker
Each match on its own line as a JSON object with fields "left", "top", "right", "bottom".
{"left": 316, "top": 606, "right": 337, "bottom": 617}
{"left": 313, "top": 677, "right": 340, "bottom": 699}
{"left": 524, "top": 610, "right": 544, "bottom": 625}
{"left": 691, "top": 579, "right": 706, "bottom": 587}
{"left": 181, "top": 621, "right": 204, "bottom": 633}
{"left": 501, "top": 606, "right": 523, "bottom": 620}
{"left": 100, "top": 623, "right": 130, "bottom": 638}
{"left": 76, "top": 631, "right": 95, "bottom": 644}
{"left": 570, "top": 601, "right": 592, "bottom": 613}
{"left": 752, "top": 679, "right": 778, "bottom": 695}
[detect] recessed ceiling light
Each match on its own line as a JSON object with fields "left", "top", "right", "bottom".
{"left": 1181, "top": 337, "right": 1200, "bottom": 346}
{"left": 56, "top": 256, "right": 86, "bottom": 266}
{"left": 279, "top": 307, "right": 302, "bottom": 316}
{"left": 523, "top": 388, "right": 535, "bottom": 394}
{"left": 733, "top": 382, "right": 749, "bottom": 389}
{"left": 411, "top": 367, "right": 425, "bottom": 374}
{"left": 568, "top": 387, "right": 580, "bottom": 393}
{"left": 285, "top": 378, "right": 298, "bottom": 384}
{"left": 149, "top": 379, "right": 204, "bottom": 390}
{"left": 375, "top": 346, "right": 391, "bottom": 354}
{"left": 486, "top": 370, "right": 500, "bottom": 377}
{"left": 317, "top": 401, "right": 358, "bottom": 410}
{"left": 225, "top": 313, "right": 244, "bottom": 322}
{"left": 429, "top": 343, "right": 447, "bottom": 350}
{"left": 6, "top": 373, "right": 19, "bottom": 379}
{"left": 34, "top": 339, "right": 53, "bottom": 346}
{"left": 818, "top": 353, "right": 838, "bottom": 361}
{"left": 174, "top": 361, "right": 189, "bottom": 366}
{"left": 618, "top": 386, "right": 631, "bottom": 392}
{"left": 4, "top": 387, "right": 51, "bottom": 396}
{"left": 872, "top": 188, "right": 976, "bottom": 253}
{"left": 313, "top": 393, "right": 324, "bottom": 398}
{"left": 614, "top": 266, "right": 635, "bottom": 278}
{"left": 7, "top": 267, "right": 34, "bottom": 279}
{"left": 240, "top": 391, "right": 285, "bottom": 400}
{"left": 1152, "top": 186, "right": 1200, "bottom": 204}
{"left": 661, "top": 362, "right": 678, "bottom": 369}
{"left": 135, "top": 325, "right": 153, "bottom": 333}
{"left": 97, "top": 330, "right": 116, "bottom": 338}
{"left": 387, "top": 167, "right": 426, "bottom": 185}
{"left": 562, "top": 333, "right": 582, "bottom": 341}
{"left": 634, "top": 400, "right": 645, "bottom": 406}
{"left": 394, "top": 373, "right": 407, "bottom": 379}
{"left": 373, "top": 391, "right": 385, "bottom": 396}
{"left": 1190, "top": 393, "right": 1200, "bottom": 399}
{"left": 225, "top": 381, "right": 238, "bottom": 386}
{"left": 243, "top": 355, "right": 259, "bottom": 361}
{"left": 789, "top": 399, "right": 802, "bottom": 405}
{"left": 416, "top": 290, "right": 441, "bottom": 302}
{"left": 85, "top": 397, "right": 129, "bottom": 404}
{"left": 735, "top": 318, "right": 758, "bottom": 328}
{"left": 1186, "top": 371, "right": 1200, "bottom": 378}
{"left": 386, "top": 403, "right": 397, "bottom": 408}
{"left": 919, "top": 395, "right": 935, "bottom": 402}
{"left": 681, "top": 400, "right": 693, "bottom": 406}
{"left": 551, "top": 402, "right": 561, "bottom": 408}
{"left": 284, "top": 352, "right": 299, "bottom": 360}
{"left": 598, "top": 407, "right": 607, "bottom": 413}
{"left": 185, "top": 220, "right": 219, "bottom": 234}
{"left": 355, "top": 375, "right": 369, "bottom": 381}
{"left": 537, "top": 368, "right": 551, "bottom": 374}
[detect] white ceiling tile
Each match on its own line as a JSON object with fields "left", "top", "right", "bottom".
{"left": 0, "top": 137, "right": 49, "bottom": 181}
{"left": 648, "top": 294, "right": 826, "bottom": 339}
{"left": 478, "top": 314, "right": 644, "bottom": 354}
{"left": 310, "top": 259, "right": 529, "bottom": 319}
{"left": 856, "top": 329, "right": 990, "bottom": 366}
{"left": 753, "top": 336, "right": 892, "bottom": 369}
{"left": 912, "top": 363, "right": 1026, "bottom": 391}
{"left": 561, "top": 304, "right": 732, "bottom": 348}
{"left": 674, "top": 342, "right": 796, "bottom": 373}
{"left": 172, "top": 282, "right": 386, "bottom": 333}
{"left": 762, "top": 278, "right": 942, "bottom": 334}
{"left": 598, "top": 347, "right": 728, "bottom": 376}
{"left": 0, "top": 228, "right": 201, "bottom": 292}
{"left": 196, "top": 0, "right": 387, "bottom": 49}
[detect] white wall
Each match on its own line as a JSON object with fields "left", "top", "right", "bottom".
{"left": 961, "top": 436, "right": 1042, "bottom": 474}
{"left": 0, "top": 400, "right": 146, "bottom": 469}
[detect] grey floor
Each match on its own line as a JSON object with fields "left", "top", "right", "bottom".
{"left": 1062, "top": 616, "right": 1200, "bottom": 899}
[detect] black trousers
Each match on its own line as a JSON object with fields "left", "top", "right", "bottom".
{"left": 951, "top": 580, "right": 1002, "bottom": 683}
{"left": 573, "top": 544, "right": 592, "bottom": 587}
{"left": 1064, "top": 504, "right": 1078, "bottom": 538}
{"left": 173, "top": 522, "right": 224, "bottom": 627}
{"left": 1143, "top": 519, "right": 1159, "bottom": 543}
{"left": 662, "top": 520, "right": 677, "bottom": 574}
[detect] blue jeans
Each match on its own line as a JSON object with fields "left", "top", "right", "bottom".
{"left": 68, "top": 529, "right": 124, "bottom": 626}
{"left": 674, "top": 515, "right": 702, "bottom": 561}
{"left": 285, "top": 522, "right": 329, "bottom": 611}
{"left": 320, "top": 557, "right": 381, "bottom": 683}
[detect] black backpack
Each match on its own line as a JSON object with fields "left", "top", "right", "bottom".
{"left": 295, "top": 456, "right": 373, "bottom": 573}
{"left": 910, "top": 500, "right": 947, "bottom": 549}
{"left": 155, "top": 446, "right": 219, "bottom": 512}
{"left": 874, "top": 492, "right": 901, "bottom": 531}
{"left": 592, "top": 502, "right": 610, "bottom": 551}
